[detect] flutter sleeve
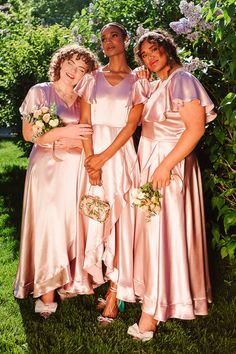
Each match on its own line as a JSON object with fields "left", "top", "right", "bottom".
{"left": 19, "top": 84, "right": 46, "bottom": 117}
{"left": 169, "top": 71, "right": 217, "bottom": 123}
{"left": 74, "top": 72, "right": 96, "bottom": 104}
{"left": 131, "top": 78, "right": 151, "bottom": 106}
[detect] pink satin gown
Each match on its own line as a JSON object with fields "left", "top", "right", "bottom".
{"left": 134, "top": 68, "right": 217, "bottom": 321}
{"left": 14, "top": 83, "right": 93, "bottom": 298}
{"left": 74, "top": 70, "right": 148, "bottom": 302}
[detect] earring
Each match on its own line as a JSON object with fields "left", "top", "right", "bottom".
{"left": 168, "top": 56, "right": 174, "bottom": 68}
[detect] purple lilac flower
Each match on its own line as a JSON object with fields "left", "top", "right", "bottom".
{"left": 183, "top": 57, "right": 208, "bottom": 72}
{"left": 136, "top": 25, "right": 149, "bottom": 37}
{"left": 72, "top": 26, "right": 78, "bottom": 37}
{"left": 186, "top": 31, "right": 201, "bottom": 42}
{"left": 214, "top": 9, "right": 223, "bottom": 16}
{"left": 169, "top": 18, "right": 192, "bottom": 34}
{"left": 90, "top": 34, "right": 98, "bottom": 43}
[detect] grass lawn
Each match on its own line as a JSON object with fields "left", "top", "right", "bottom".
{"left": 0, "top": 139, "right": 235, "bottom": 354}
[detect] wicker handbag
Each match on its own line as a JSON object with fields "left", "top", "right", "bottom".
{"left": 79, "top": 186, "right": 110, "bottom": 223}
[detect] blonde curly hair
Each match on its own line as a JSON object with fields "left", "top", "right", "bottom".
{"left": 48, "top": 44, "right": 99, "bottom": 82}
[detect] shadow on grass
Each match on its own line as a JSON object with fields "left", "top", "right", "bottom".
{"left": 0, "top": 164, "right": 26, "bottom": 256}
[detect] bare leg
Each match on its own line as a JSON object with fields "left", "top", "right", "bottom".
{"left": 138, "top": 311, "right": 158, "bottom": 333}
{"left": 41, "top": 290, "right": 55, "bottom": 304}
{"left": 102, "top": 281, "right": 118, "bottom": 319}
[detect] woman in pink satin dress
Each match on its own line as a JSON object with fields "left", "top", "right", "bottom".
{"left": 14, "top": 44, "right": 98, "bottom": 318}
{"left": 74, "top": 23, "right": 148, "bottom": 324}
{"left": 127, "top": 30, "right": 217, "bottom": 341}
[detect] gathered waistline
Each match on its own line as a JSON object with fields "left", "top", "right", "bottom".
{"left": 141, "top": 134, "right": 179, "bottom": 143}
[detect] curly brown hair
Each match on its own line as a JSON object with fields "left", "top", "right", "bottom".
{"left": 134, "top": 29, "right": 181, "bottom": 67}
{"left": 48, "top": 44, "right": 99, "bottom": 82}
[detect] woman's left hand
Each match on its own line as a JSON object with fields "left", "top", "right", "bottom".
{"left": 55, "top": 138, "right": 83, "bottom": 150}
{"left": 151, "top": 165, "right": 171, "bottom": 190}
{"left": 85, "top": 154, "right": 105, "bottom": 172}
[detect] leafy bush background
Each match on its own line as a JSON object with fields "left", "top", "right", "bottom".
{"left": 0, "top": 0, "right": 235, "bottom": 263}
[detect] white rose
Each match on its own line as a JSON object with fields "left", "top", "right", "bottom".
{"left": 49, "top": 118, "right": 59, "bottom": 127}
{"left": 133, "top": 198, "right": 142, "bottom": 206}
{"left": 137, "top": 191, "right": 146, "bottom": 199}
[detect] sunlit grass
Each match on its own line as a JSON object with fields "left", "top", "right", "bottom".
{"left": 0, "top": 140, "right": 235, "bottom": 354}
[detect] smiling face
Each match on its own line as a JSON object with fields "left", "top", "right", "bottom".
{"left": 59, "top": 54, "right": 88, "bottom": 86}
{"left": 101, "top": 25, "right": 127, "bottom": 57}
{"left": 140, "top": 39, "right": 169, "bottom": 78}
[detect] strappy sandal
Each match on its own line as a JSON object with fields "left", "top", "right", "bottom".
{"left": 35, "top": 299, "right": 58, "bottom": 319}
{"left": 97, "top": 286, "right": 119, "bottom": 326}
{"left": 127, "top": 323, "right": 155, "bottom": 342}
{"left": 97, "top": 287, "right": 111, "bottom": 310}
{"left": 57, "top": 288, "right": 77, "bottom": 301}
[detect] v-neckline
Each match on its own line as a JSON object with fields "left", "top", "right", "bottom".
{"left": 100, "top": 70, "right": 131, "bottom": 88}
{"left": 50, "top": 83, "right": 78, "bottom": 108}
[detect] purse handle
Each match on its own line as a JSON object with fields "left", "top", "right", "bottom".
{"left": 87, "top": 184, "right": 105, "bottom": 198}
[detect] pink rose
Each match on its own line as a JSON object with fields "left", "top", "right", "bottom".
{"left": 41, "top": 106, "right": 49, "bottom": 114}
{"left": 42, "top": 113, "right": 50, "bottom": 123}
{"left": 33, "top": 109, "right": 42, "bottom": 118}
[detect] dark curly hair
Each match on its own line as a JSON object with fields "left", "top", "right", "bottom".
{"left": 49, "top": 44, "right": 99, "bottom": 82}
{"left": 134, "top": 29, "right": 181, "bottom": 66}
{"left": 100, "top": 22, "right": 128, "bottom": 40}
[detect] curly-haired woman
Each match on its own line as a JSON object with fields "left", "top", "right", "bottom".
{"left": 14, "top": 44, "right": 99, "bottom": 318}
{"left": 127, "top": 29, "right": 216, "bottom": 341}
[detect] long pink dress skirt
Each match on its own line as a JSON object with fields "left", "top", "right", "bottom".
{"left": 134, "top": 68, "right": 217, "bottom": 321}
{"left": 14, "top": 83, "right": 93, "bottom": 298}
{"left": 74, "top": 70, "right": 149, "bottom": 302}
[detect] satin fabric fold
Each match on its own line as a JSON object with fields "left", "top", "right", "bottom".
{"left": 14, "top": 83, "right": 94, "bottom": 298}
{"left": 134, "top": 70, "right": 216, "bottom": 321}
{"left": 73, "top": 71, "right": 147, "bottom": 302}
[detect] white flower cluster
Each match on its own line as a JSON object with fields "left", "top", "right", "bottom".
{"left": 170, "top": 0, "right": 215, "bottom": 39}
{"left": 183, "top": 57, "right": 209, "bottom": 72}
{"left": 131, "top": 183, "right": 161, "bottom": 221}
{"left": 136, "top": 25, "right": 150, "bottom": 38}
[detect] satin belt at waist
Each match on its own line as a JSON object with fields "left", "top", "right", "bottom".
{"left": 36, "top": 144, "right": 82, "bottom": 154}
{"left": 141, "top": 122, "right": 179, "bottom": 142}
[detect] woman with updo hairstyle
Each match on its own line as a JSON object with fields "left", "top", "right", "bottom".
{"left": 14, "top": 44, "right": 99, "bottom": 318}
{"left": 74, "top": 22, "right": 149, "bottom": 325}
{"left": 127, "top": 29, "right": 217, "bottom": 341}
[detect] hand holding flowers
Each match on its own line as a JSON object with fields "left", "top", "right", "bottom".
{"left": 151, "top": 164, "right": 171, "bottom": 189}
{"left": 23, "top": 104, "right": 63, "bottom": 142}
{"left": 132, "top": 182, "right": 161, "bottom": 221}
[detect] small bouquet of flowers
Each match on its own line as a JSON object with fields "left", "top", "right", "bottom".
{"left": 131, "top": 182, "right": 161, "bottom": 221}
{"left": 23, "top": 103, "right": 63, "bottom": 140}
